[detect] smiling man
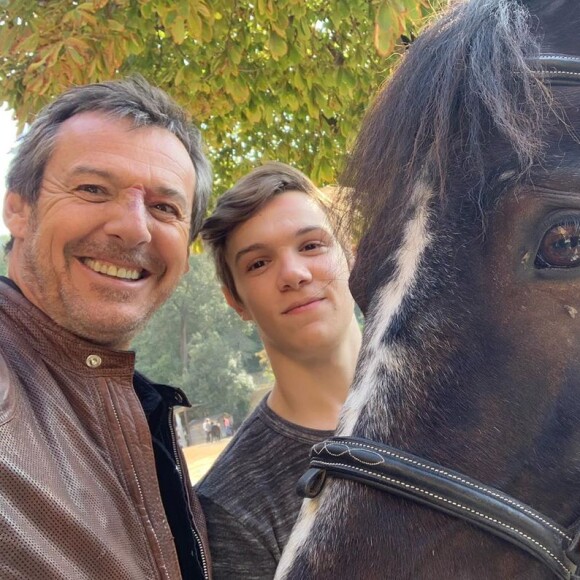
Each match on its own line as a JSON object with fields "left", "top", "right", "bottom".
{"left": 0, "top": 78, "right": 212, "bottom": 579}
{"left": 197, "top": 162, "right": 362, "bottom": 579}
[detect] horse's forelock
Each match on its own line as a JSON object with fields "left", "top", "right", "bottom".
{"left": 343, "top": 0, "right": 551, "bottom": 313}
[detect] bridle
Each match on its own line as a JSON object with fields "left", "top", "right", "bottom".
{"left": 297, "top": 54, "right": 580, "bottom": 580}
{"left": 298, "top": 436, "right": 580, "bottom": 579}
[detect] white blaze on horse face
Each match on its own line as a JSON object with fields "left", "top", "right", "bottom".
{"left": 276, "top": 180, "right": 433, "bottom": 579}
{"left": 275, "top": 496, "right": 321, "bottom": 579}
{"left": 338, "top": 180, "right": 433, "bottom": 436}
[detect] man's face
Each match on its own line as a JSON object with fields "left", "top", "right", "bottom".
{"left": 4, "top": 111, "right": 196, "bottom": 349}
{"left": 224, "top": 191, "right": 356, "bottom": 360}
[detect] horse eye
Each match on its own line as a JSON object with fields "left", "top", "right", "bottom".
{"left": 535, "top": 222, "right": 580, "bottom": 268}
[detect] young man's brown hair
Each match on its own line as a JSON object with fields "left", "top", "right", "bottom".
{"left": 200, "top": 161, "right": 350, "bottom": 303}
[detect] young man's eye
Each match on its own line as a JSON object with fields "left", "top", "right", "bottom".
{"left": 248, "top": 259, "right": 267, "bottom": 272}
{"left": 302, "top": 241, "right": 324, "bottom": 252}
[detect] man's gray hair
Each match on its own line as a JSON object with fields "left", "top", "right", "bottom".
{"left": 6, "top": 76, "right": 211, "bottom": 248}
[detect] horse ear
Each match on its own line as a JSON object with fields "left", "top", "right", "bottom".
{"left": 221, "top": 286, "right": 252, "bottom": 322}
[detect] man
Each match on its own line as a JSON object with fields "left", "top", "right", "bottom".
{"left": 197, "top": 162, "right": 362, "bottom": 579}
{"left": 0, "top": 77, "right": 212, "bottom": 579}
{"left": 203, "top": 417, "right": 213, "bottom": 443}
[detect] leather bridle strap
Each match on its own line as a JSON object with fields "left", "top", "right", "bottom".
{"left": 529, "top": 54, "right": 580, "bottom": 86}
{"left": 297, "top": 436, "right": 580, "bottom": 580}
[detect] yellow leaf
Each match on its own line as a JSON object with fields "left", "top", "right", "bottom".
{"left": 376, "top": 0, "right": 394, "bottom": 32}
{"left": 187, "top": 10, "right": 202, "bottom": 38}
{"left": 175, "top": 66, "right": 185, "bottom": 86}
{"left": 107, "top": 19, "right": 125, "bottom": 33}
{"left": 171, "top": 17, "right": 186, "bottom": 44}
{"left": 245, "top": 106, "right": 262, "bottom": 123}
{"left": 201, "top": 21, "right": 213, "bottom": 43}
{"left": 374, "top": 25, "right": 395, "bottom": 57}
{"left": 190, "top": 237, "right": 203, "bottom": 255}
{"left": 76, "top": 2, "right": 96, "bottom": 13}
{"left": 66, "top": 37, "right": 90, "bottom": 52}
{"left": 270, "top": 21, "right": 286, "bottom": 37}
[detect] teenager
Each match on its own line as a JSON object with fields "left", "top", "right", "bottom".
{"left": 197, "top": 162, "right": 361, "bottom": 579}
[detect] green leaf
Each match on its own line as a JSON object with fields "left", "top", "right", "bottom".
{"left": 230, "top": 77, "right": 250, "bottom": 104}
{"left": 67, "top": 46, "right": 86, "bottom": 66}
{"left": 229, "top": 43, "right": 242, "bottom": 65}
{"left": 268, "top": 30, "right": 287, "bottom": 60}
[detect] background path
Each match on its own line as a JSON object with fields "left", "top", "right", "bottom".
{"left": 183, "top": 439, "right": 231, "bottom": 484}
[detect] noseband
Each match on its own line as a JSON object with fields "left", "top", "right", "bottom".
{"left": 299, "top": 437, "right": 580, "bottom": 579}
{"left": 297, "top": 53, "right": 580, "bottom": 580}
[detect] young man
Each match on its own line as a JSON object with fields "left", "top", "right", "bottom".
{"left": 1, "top": 77, "right": 212, "bottom": 579}
{"left": 197, "top": 162, "right": 362, "bottom": 579}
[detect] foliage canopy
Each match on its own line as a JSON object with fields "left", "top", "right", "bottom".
{"left": 132, "top": 252, "right": 263, "bottom": 419}
{"left": 0, "top": 0, "right": 438, "bottom": 193}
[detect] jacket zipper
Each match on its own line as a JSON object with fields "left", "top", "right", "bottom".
{"left": 168, "top": 410, "right": 210, "bottom": 580}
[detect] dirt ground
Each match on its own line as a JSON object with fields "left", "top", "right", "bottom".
{"left": 182, "top": 438, "right": 231, "bottom": 484}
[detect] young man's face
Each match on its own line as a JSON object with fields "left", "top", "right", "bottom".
{"left": 4, "top": 111, "right": 196, "bottom": 349}
{"left": 224, "top": 190, "right": 356, "bottom": 360}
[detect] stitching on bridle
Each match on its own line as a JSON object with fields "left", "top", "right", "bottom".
{"left": 313, "top": 441, "right": 572, "bottom": 542}
{"left": 541, "top": 71, "right": 580, "bottom": 77}
{"left": 312, "top": 458, "right": 571, "bottom": 577}
{"left": 537, "top": 55, "right": 580, "bottom": 63}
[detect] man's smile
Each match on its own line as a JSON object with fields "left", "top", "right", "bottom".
{"left": 81, "top": 257, "right": 146, "bottom": 280}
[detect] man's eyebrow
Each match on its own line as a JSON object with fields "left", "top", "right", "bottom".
{"left": 69, "top": 165, "right": 113, "bottom": 180}
{"left": 234, "top": 225, "right": 331, "bottom": 264}
{"left": 154, "top": 186, "right": 188, "bottom": 206}
{"left": 68, "top": 165, "right": 188, "bottom": 205}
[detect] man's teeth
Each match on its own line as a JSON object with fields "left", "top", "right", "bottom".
{"left": 84, "top": 259, "right": 141, "bottom": 280}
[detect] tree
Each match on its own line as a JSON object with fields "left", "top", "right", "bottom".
{"left": 131, "top": 252, "right": 262, "bottom": 418}
{"left": 0, "top": 0, "right": 440, "bottom": 191}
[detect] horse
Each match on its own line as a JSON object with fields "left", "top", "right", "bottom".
{"left": 275, "top": 0, "right": 580, "bottom": 578}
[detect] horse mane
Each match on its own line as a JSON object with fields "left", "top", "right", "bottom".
{"left": 341, "top": 0, "right": 552, "bottom": 313}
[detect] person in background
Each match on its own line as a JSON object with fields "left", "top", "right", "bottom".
{"left": 223, "top": 415, "right": 232, "bottom": 437}
{"left": 204, "top": 417, "right": 213, "bottom": 443}
{"left": 0, "top": 77, "right": 212, "bottom": 579}
{"left": 197, "top": 162, "right": 362, "bottom": 579}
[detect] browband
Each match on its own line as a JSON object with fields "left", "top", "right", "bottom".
{"left": 531, "top": 54, "right": 580, "bottom": 86}
{"left": 298, "top": 436, "right": 580, "bottom": 580}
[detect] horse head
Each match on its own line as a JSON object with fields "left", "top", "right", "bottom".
{"left": 277, "top": 1, "right": 580, "bottom": 578}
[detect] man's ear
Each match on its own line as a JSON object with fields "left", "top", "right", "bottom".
{"left": 222, "top": 286, "right": 252, "bottom": 322}
{"left": 3, "top": 191, "right": 32, "bottom": 240}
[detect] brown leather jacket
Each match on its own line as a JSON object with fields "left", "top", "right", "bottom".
{"left": 0, "top": 281, "right": 211, "bottom": 579}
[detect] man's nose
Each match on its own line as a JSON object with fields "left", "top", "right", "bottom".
{"left": 277, "top": 254, "right": 313, "bottom": 291}
{"left": 103, "top": 190, "right": 152, "bottom": 246}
